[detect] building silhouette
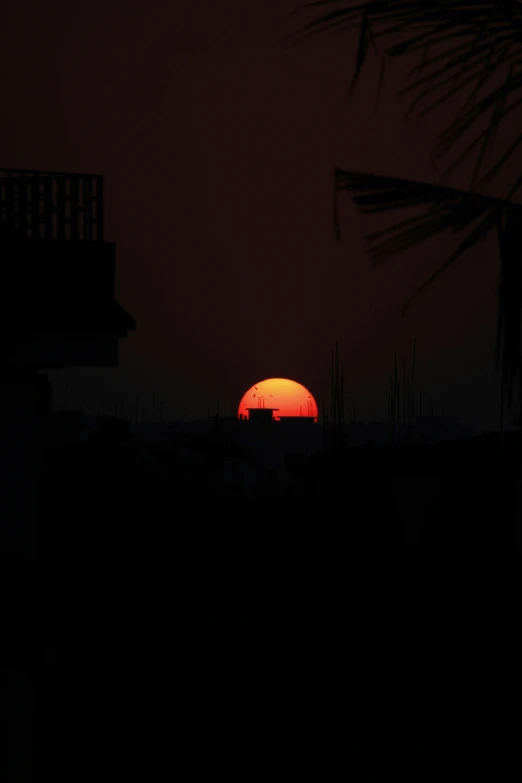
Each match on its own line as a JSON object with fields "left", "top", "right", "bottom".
{"left": 1, "top": 167, "right": 135, "bottom": 414}
{"left": 245, "top": 407, "right": 279, "bottom": 424}
{"left": 1, "top": 167, "right": 136, "bottom": 557}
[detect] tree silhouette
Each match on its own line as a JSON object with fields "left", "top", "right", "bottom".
{"left": 285, "top": 0, "right": 522, "bottom": 424}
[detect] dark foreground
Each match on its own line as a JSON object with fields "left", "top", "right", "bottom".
{"left": 1, "top": 421, "right": 520, "bottom": 781}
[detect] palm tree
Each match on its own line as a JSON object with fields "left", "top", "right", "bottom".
{"left": 284, "top": 0, "right": 522, "bottom": 428}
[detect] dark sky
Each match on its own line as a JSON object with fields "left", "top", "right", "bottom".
{"left": 2, "top": 0, "right": 506, "bottom": 428}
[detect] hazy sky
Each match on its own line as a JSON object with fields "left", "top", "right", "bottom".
{"left": 2, "top": 0, "right": 509, "bottom": 428}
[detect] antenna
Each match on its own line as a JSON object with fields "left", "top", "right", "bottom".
{"left": 341, "top": 363, "right": 344, "bottom": 426}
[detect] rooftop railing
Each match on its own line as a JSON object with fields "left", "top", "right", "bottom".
{"left": 0, "top": 168, "right": 104, "bottom": 240}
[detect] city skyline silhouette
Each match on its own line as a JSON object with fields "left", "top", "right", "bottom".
{"left": 0, "top": 0, "right": 512, "bottom": 432}
{"left": 1, "top": 1, "right": 519, "bottom": 781}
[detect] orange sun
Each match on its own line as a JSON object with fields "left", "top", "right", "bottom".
{"left": 238, "top": 378, "right": 319, "bottom": 422}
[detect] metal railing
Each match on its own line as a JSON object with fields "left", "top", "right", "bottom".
{"left": 0, "top": 168, "right": 104, "bottom": 240}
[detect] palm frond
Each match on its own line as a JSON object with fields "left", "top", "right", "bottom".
{"left": 285, "top": 3, "right": 522, "bottom": 410}
{"left": 334, "top": 169, "right": 509, "bottom": 261}
{"left": 434, "top": 65, "right": 522, "bottom": 192}
{"left": 287, "top": 1, "right": 522, "bottom": 189}
{"left": 334, "top": 168, "right": 522, "bottom": 407}
{"left": 349, "top": 7, "right": 378, "bottom": 99}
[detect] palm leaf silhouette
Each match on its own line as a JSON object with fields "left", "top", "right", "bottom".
{"left": 285, "top": 1, "right": 522, "bottom": 414}
{"left": 285, "top": 1, "right": 522, "bottom": 191}
{"left": 333, "top": 169, "right": 522, "bottom": 412}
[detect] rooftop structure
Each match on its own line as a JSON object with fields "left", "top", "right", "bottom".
{"left": 1, "top": 167, "right": 135, "bottom": 373}
{"left": 245, "top": 407, "right": 279, "bottom": 424}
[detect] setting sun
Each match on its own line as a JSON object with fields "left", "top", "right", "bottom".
{"left": 238, "top": 378, "right": 318, "bottom": 422}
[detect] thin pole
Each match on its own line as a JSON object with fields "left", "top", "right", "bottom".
{"left": 341, "top": 363, "right": 344, "bottom": 427}
{"left": 406, "top": 378, "right": 411, "bottom": 441}
{"left": 500, "top": 373, "right": 505, "bottom": 433}
{"left": 402, "top": 355, "right": 406, "bottom": 444}
{"left": 389, "top": 375, "right": 392, "bottom": 445}
{"left": 330, "top": 349, "right": 334, "bottom": 428}
{"left": 411, "top": 337, "right": 416, "bottom": 439}
{"left": 394, "top": 353, "right": 400, "bottom": 445}
{"left": 335, "top": 341, "right": 340, "bottom": 429}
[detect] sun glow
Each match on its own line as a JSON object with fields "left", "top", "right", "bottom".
{"left": 237, "top": 378, "right": 318, "bottom": 422}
